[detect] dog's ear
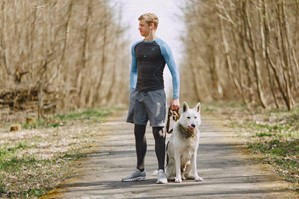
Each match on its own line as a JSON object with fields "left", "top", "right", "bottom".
{"left": 195, "top": 102, "right": 201, "bottom": 112}
{"left": 183, "top": 102, "right": 189, "bottom": 112}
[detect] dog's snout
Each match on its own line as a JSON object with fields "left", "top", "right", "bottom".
{"left": 191, "top": 124, "right": 196, "bottom": 128}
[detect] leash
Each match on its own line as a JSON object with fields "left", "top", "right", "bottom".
{"left": 166, "top": 107, "right": 180, "bottom": 134}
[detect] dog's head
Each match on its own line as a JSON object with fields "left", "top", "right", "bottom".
{"left": 179, "top": 102, "right": 201, "bottom": 133}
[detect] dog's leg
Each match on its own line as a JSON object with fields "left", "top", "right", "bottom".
{"left": 165, "top": 140, "right": 176, "bottom": 180}
{"left": 165, "top": 158, "right": 175, "bottom": 180}
{"left": 191, "top": 152, "right": 203, "bottom": 182}
{"left": 165, "top": 156, "right": 174, "bottom": 179}
{"left": 184, "top": 163, "right": 193, "bottom": 179}
{"left": 174, "top": 151, "right": 182, "bottom": 183}
{"left": 181, "top": 164, "right": 186, "bottom": 180}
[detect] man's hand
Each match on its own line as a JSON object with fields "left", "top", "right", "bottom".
{"left": 170, "top": 98, "right": 180, "bottom": 111}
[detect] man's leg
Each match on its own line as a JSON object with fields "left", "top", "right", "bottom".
{"left": 134, "top": 124, "right": 147, "bottom": 171}
{"left": 152, "top": 127, "right": 166, "bottom": 170}
{"left": 153, "top": 127, "right": 168, "bottom": 184}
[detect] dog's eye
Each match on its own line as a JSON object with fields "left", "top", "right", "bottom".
{"left": 187, "top": 116, "right": 191, "bottom": 119}
{"left": 194, "top": 117, "right": 197, "bottom": 119}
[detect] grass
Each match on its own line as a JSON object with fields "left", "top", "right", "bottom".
{"left": 0, "top": 152, "right": 81, "bottom": 198}
{"left": 55, "top": 108, "right": 110, "bottom": 121}
{"left": 0, "top": 142, "right": 29, "bottom": 170}
{"left": 0, "top": 107, "right": 113, "bottom": 198}
{"left": 22, "top": 108, "right": 111, "bottom": 129}
{"left": 207, "top": 102, "right": 299, "bottom": 192}
{"left": 0, "top": 142, "right": 51, "bottom": 198}
{"left": 245, "top": 119, "right": 299, "bottom": 191}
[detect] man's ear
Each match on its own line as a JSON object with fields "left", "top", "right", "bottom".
{"left": 149, "top": 22, "right": 154, "bottom": 30}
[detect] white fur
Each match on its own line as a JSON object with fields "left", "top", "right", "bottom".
{"left": 165, "top": 102, "right": 203, "bottom": 183}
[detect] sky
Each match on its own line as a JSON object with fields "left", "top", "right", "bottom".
{"left": 111, "top": 0, "right": 185, "bottom": 96}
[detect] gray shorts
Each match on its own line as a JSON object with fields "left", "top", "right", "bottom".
{"left": 126, "top": 89, "right": 166, "bottom": 127}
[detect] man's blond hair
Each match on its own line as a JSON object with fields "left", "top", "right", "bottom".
{"left": 138, "top": 13, "right": 159, "bottom": 29}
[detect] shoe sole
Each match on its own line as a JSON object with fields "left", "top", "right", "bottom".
{"left": 122, "top": 176, "right": 146, "bottom": 182}
{"left": 156, "top": 179, "right": 168, "bottom": 184}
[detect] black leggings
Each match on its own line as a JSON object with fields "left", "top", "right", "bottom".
{"left": 134, "top": 124, "right": 166, "bottom": 171}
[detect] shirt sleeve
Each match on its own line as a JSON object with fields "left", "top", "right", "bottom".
{"left": 158, "top": 39, "right": 180, "bottom": 99}
{"left": 129, "top": 43, "right": 138, "bottom": 93}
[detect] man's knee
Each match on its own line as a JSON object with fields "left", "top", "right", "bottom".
{"left": 152, "top": 127, "right": 165, "bottom": 139}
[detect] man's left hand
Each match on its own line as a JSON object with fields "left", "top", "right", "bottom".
{"left": 170, "top": 98, "right": 180, "bottom": 111}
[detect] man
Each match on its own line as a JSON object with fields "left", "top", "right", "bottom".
{"left": 122, "top": 13, "right": 180, "bottom": 184}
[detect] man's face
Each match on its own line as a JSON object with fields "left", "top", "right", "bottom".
{"left": 138, "top": 19, "right": 151, "bottom": 37}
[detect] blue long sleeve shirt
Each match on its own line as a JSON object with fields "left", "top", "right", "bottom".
{"left": 129, "top": 38, "right": 180, "bottom": 99}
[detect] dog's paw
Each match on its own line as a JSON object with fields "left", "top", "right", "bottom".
{"left": 194, "top": 175, "right": 203, "bottom": 182}
{"left": 168, "top": 177, "right": 175, "bottom": 181}
{"left": 175, "top": 177, "right": 182, "bottom": 183}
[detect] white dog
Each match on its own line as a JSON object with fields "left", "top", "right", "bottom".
{"left": 165, "top": 102, "right": 203, "bottom": 183}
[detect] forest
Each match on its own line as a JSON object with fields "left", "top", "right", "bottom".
{"left": 1, "top": 0, "right": 299, "bottom": 118}
{"left": 0, "top": 0, "right": 129, "bottom": 119}
{"left": 0, "top": 0, "right": 298, "bottom": 197}
{"left": 182, "top": 0, "right": 299, "bottom": 110}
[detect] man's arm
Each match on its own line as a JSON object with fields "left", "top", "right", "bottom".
{"left": 157, "top": 39, "right": 180, "bottom": 109}
{"left": 158, "top": 40, "right": 180, "bottom": 95}
{"left": 129, "top": 44, "right": 138, "bottom": 93}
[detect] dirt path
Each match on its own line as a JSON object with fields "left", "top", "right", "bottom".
{"left": 40, "top": 111, "right": 298, "bottom": 199}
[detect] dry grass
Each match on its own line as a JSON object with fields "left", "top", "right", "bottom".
{"left": 0, "top": 108, "right": 113, "bottom": 198}
{"left": 204, "top": 102, "right": 299, "bottom": 192}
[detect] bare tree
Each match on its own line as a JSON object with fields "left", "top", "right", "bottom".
{"left": 181, "top": 0, "right": 299, "bottom": 110}
{"left": 0, "top": 0, "right": 130, "bottom": 117}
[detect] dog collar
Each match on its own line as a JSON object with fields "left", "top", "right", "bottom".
{"left": 178, "top": 124, "right": 195, "bottom": 138}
